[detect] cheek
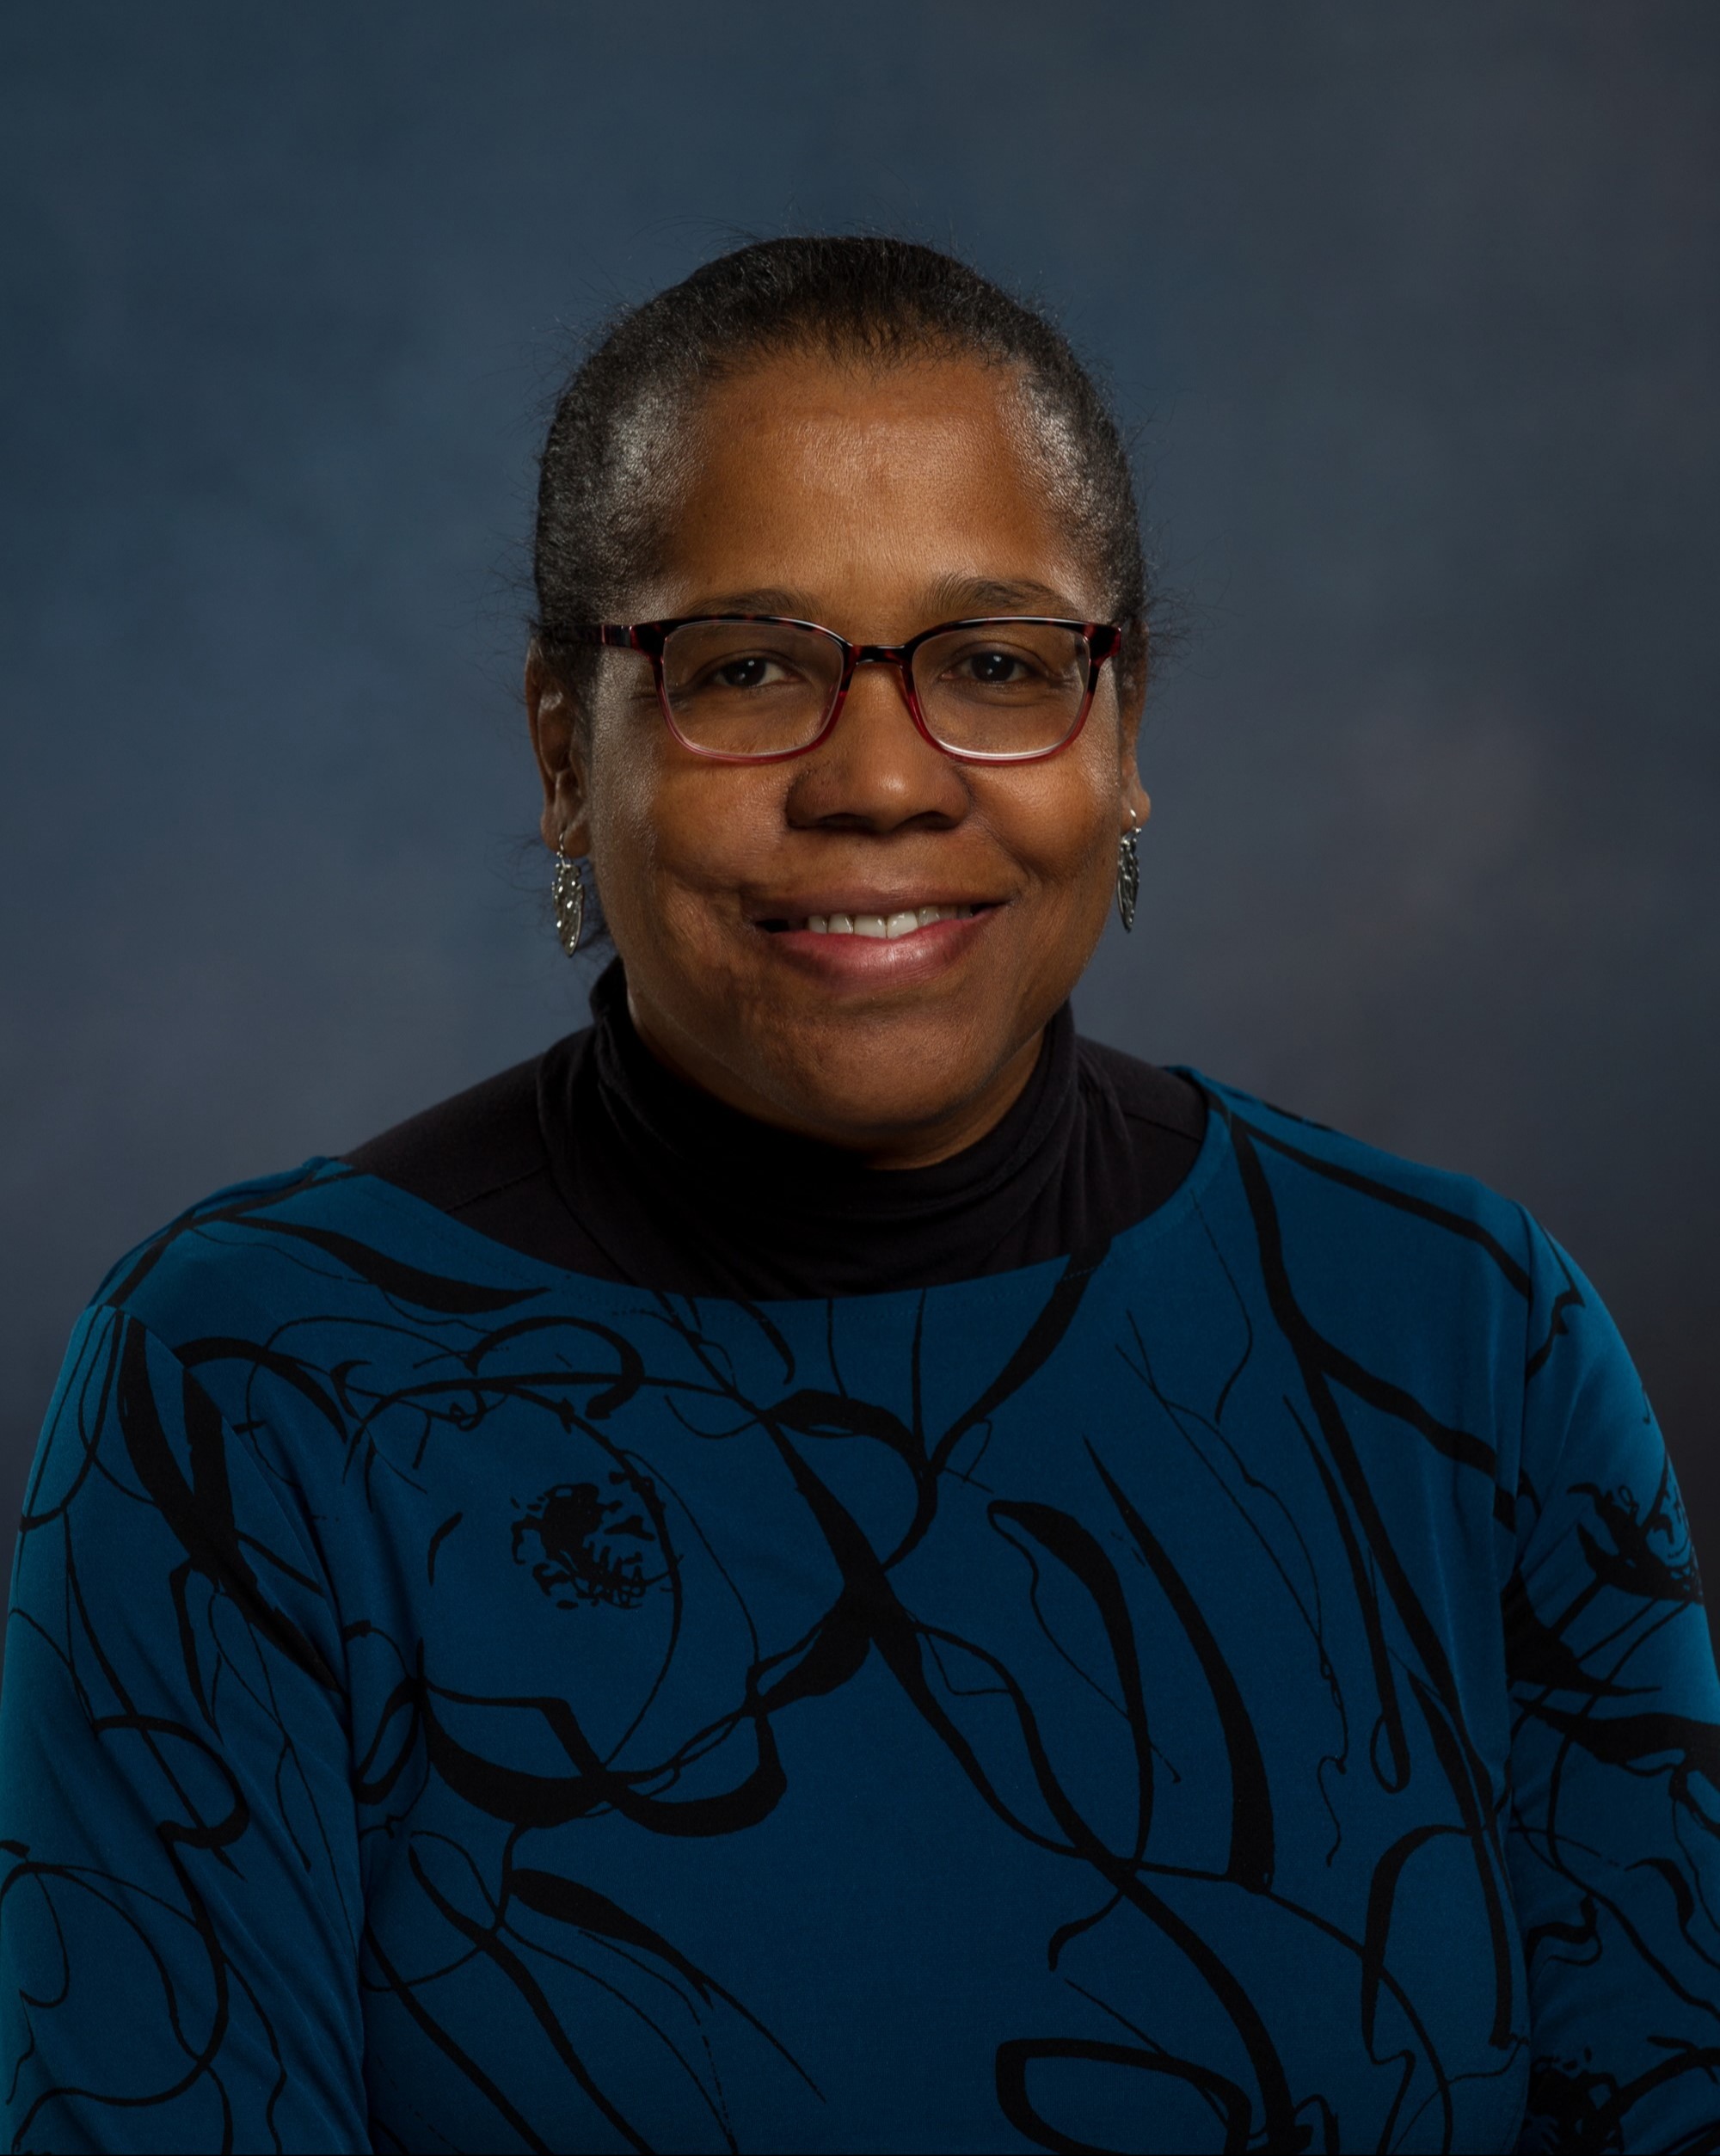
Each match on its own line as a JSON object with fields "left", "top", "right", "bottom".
{"left": 983, "top": 755, "right": 1117, "bottom": 907}
{"left": 584, "top": 749, "right": 654, "bottom": 898}
{"left": 587, "top": 732, "right": 781, "bottom": 921}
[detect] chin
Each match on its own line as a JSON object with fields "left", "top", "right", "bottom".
{"left": 761, "top": 1046, "right": 994, "bottom": 1146}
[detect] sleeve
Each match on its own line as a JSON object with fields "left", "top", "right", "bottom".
{"left": 1506, "top": 1229, "right": 1720, "bottom": 2153}
{"left": 0, "top": 1302, "right": 371, "bottom": 2153}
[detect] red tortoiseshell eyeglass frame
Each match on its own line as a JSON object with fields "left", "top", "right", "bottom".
{"left": 559, "top": 614, "right": 1126, "bottom": 765}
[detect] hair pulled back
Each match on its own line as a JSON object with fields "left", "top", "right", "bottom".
{"left": 532, "top": 235, "right": 1150, "bottom": 702}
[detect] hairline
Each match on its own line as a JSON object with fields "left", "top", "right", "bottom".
{"left": 588, "top": 336, "right": 1126, "bottom": 634}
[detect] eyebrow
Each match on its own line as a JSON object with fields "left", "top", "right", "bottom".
{"left": 924, "top": 574, "right": 1084, "bottom": 617}
{"left": 674, "top": 587, "right": 809, "bottom": 618}
{"left": 671, "top": 574, "right": 1086, "bottom": 625}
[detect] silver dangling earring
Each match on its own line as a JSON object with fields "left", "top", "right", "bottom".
{"left": 1116, "top": 812, "right": 1140, "bottom": 933}
{"left": 551, "top": 834, "right": 586, "bottom": 957}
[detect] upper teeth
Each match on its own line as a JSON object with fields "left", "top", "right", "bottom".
{"left": 803, "top": 904, "right": 977, "bottom": 938}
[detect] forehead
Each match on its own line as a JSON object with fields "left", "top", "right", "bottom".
{"left": 645, "top": 349, "right": 1094, "bottom": 618}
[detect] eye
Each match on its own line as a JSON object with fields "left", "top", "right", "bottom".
{"left": 937, "top": 640, "right": 1058, "bottom": 692}
{"left": 955, "top": 647, "right": 1032, "bottom": 685}
{"left": 695, "top": 649, "right": 805, "bottom": 693}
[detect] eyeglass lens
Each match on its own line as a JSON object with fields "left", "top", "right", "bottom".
{"left": 659, "top": 619, "right": 1093, "bottom": 759}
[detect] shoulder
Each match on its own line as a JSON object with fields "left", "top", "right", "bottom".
{"left": 1168, "top": 1081, "right": 1630, "bottom": 1539}
{"left": 91, "top": 1150, "right": 558, "bottom": 1365}
{"left": 94, "top": 1035, "right": 612, "bottom": 1351}
{"left": 1071, "top": 1049, "right": 1541, "bottom": 1301}
{"left": 1196, "top": 1075, "right": 1536, "bottom": 1275}
{"left": 1183, "top": 1079, "right": 1599, "bottom": 1416}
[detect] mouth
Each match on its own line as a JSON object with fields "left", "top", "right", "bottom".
{"left": 755, "top": 901, "right": 993, "bottom": 942}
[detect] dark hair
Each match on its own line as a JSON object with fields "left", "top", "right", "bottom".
{"left": 532, "top": 235, "right": 1150, "bottom": 706}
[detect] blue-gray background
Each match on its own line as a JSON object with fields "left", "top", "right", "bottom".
{"left": 3, "top": 5, "right": 1716, "bottom": 1602}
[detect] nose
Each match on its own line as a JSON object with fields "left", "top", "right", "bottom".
{"left": 786, "top": 651, "right": 968, "bottom": 833}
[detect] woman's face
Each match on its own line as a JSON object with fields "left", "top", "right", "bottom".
{"left": 529, "top": 349, "right": 1149, "bottom": 1167}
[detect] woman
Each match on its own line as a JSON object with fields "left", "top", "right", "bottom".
{"left": 2, "top": 237, "right": 1714, "bottom": 2155}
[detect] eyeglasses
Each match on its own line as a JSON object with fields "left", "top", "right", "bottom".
{"left": 562, "top": 614, "right": 1125, "bottom": 765}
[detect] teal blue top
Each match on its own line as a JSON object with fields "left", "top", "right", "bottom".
{"left": 2, "top": 1079, "right": 1716, "bottom": 2153}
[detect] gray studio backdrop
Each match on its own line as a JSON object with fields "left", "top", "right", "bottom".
{"left": 3, "top": 7, "right": 1717, "bottom": 1606}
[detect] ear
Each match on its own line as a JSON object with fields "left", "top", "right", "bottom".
{"left": 525, "top": 641, "right": 592, "bottom": 855}
{"left": 1115, "top": 641, "right": 1152, "bottom": 831}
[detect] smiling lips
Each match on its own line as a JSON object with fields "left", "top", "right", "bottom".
{"left": 800, "top": 903, "right": 981, "bottom": 940}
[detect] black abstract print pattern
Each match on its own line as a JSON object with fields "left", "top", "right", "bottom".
{"left": 1, "top": 1083, "right": 1716, "bottom": 2153}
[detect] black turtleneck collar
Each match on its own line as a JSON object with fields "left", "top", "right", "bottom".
{"left": 346, "top": 958, "right": 1206, "bottom": 1299}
